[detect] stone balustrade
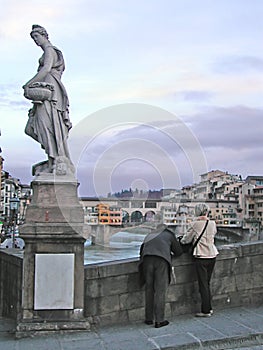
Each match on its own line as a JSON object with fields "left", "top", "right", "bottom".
{"left": 0, "top": 241, "right": 262, "bottom": 327}
{"left": 84, "top": 241, "right": 263, "bottom": 326}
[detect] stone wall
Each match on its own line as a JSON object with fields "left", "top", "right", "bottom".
{"left": 1, "top": 241, "right": 262, "bottom": 326}
{"left": 84, "top": 241, "right": 263, "bottom": 326}
{"left": 0, "top": 249, "right": 23, "bottom": 319}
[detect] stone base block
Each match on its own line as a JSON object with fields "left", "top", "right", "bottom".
{"left": 15, "top": 319, "right": 90, "bottom": 339}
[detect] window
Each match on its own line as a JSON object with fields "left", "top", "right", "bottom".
{"left": 145, "top": 201, "right": 157, "bottom": 208}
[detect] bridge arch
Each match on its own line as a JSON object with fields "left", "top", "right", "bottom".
{"left": 144, "top": 210, "right": 156, "bottom": 222}
{"left": 122, "top": 210, "right": 129, "bottom": 224}
{"left": 131, "top": 210, "right": 143, "bottom": 223}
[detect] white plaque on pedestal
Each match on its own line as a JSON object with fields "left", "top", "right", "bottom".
{"left": 34, "top": 253, "right": 75, "bottom": 310}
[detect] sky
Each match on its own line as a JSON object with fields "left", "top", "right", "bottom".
{"left": 0, "top": 0, "right": 263, "bottom": 197}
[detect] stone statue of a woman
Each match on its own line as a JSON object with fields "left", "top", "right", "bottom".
{"left": 23, "top": 24, "right": 74, "bottom": 176}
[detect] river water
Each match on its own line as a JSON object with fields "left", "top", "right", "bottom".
{"left": 84, "top": 245, "right": 140, "bottom": 265}
{"left": 83, "top": 228, "right": 241, "bottom": 265}
{"left": 84, "top": 230, "right": 145, "bottom": 265}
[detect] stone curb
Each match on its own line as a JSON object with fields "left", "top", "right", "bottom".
{"left": 161, "top": 333, "right": 263, "bottom": 350}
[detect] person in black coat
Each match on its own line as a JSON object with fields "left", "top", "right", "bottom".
{"left": 138, "top": 224, "right": 182, "bottom": 328}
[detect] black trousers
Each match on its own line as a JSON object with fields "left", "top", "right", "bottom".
{"left": 143, "top": 256, "right": 169, "bottom": 323}
{"left": 194, "top": 257, "right": 216, "bottom": 314}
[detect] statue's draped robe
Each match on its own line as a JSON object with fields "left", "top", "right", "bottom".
{"left": 25, "top": 46, "right": 72, "bottom": 161}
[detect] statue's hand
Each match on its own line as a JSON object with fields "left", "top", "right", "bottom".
{"left": 28, "top": 108, "right": 35, "bottom": 118}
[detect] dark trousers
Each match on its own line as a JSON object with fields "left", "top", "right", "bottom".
{"left": 194, "top": 257, "right": 216, "bottom": 314}
{"left": 143, "top": 256, "right": 169, "bottom": 323}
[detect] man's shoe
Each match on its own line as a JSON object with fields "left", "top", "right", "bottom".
{"left": 195, "top": 312, "right": 212, "bottom": 317}
{"left": 144, "top": 320, "right": 153, "bottom": 325}
{"left": 155, "top": 320, "right": 169, "bottom": 328}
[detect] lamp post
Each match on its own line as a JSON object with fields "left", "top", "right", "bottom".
{"left": 9, "top": 196, "right": 20, "bottom": 248}
{"left": 21, "top": 192, "right": 30, "bottom": 223}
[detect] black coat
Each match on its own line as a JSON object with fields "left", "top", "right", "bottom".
{"left": 138, "top": 227, "right": 182, "bottom": 286}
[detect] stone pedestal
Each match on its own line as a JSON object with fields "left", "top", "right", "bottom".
{"left": 16, "top": 176, "right": 88, "bottom": 338}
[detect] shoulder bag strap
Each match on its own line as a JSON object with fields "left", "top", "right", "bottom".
{"left": 192, "top": 219, "right": 209, "bottom": 251}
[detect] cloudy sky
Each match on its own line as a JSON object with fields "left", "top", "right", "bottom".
{"left": 1, "top": 0, "right": 263, "bottom": 196}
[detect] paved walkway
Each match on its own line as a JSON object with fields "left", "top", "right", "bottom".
{"left": 0, "top": 306, "right": 263, "bottom": 349}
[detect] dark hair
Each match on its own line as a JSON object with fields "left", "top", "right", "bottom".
{"left": 30, "top": 24, "right": 49, "bottom": 40}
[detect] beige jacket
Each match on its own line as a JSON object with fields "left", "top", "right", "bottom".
{"left": 181, "top": 218, "right": 219, "bottom": 258}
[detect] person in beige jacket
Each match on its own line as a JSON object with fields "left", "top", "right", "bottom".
{"left": 181, "top": 203, "right": 218, "bottom": 317}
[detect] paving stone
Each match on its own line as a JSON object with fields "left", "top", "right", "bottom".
{"left": 0, "top": 306, "right": 262, "bottom": 349}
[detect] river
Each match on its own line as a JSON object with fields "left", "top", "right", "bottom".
{"left": 84, "top": 244, "right": 141, "bottom": 265}
{"left": 84, "top": 230, "right": 145, "bottom": 264}
{"left": 83, "top": 227, "right": 243, "bottom": 265}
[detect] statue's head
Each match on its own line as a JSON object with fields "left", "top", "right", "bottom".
{"left": 30, "top": 25, "right": 49, "bottom": 40}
